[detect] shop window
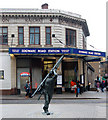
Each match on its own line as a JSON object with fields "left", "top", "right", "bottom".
{"left": 66, "top": 29, "right": 76, "bottom": 47}
{"left": 29, "top": 27, "right": 40, "bottom": 45}
{"left": 18, "top": 27, "right": 24, "bottom": 45}
{"left": 46, "top": 27, "right": 51, "bottom": 45}
{"left": 0, "top": 27, "right": 8, "bottom": 45}
{"left": 0, "top": 70, "right": 4, "bottom": 79}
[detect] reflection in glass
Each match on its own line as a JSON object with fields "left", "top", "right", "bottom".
{"left": 3, "top": 28, "right": 7, "bottom": 33}
{"left": 19, "top": 27, "right": 23, "bottom": 33}
{"left": 30, "top": 34, "right": 34, "bottom": 44}
{"left": 35, "top": 34, "right": 39, "bottom": 44}
{"left": 19, "top": 34, "right": 23, "bottom": 45}
{"left": 46, "top": 34, "right": 51, "bottom": 44}
{"left": 35, "top": 28, "right": 39, "bottom": 33}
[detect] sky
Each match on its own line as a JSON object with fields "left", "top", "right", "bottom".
{"left": 0, "top": 0, "right": 107, "bottom": 52}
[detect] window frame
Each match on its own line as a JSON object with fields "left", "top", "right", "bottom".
{"left": 0, "top": 70, "right": 4, "bottom": 79}
{"left": 66, "top": 28, "right": 76, "bottom": 47}
{"left": 29, "top": 27, "right": 40, "bottom": 45}
{"left": 45, "top": 27, "right": 51, "bottom": 45}
{"left": 18, "top": 27, "right": 24, "bottom": 45}
{"left": 0, "top": 27, "right": 8, "bottom": 45}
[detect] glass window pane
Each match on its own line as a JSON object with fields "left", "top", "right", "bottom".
{"left": 46, "top": 34, "right": 51, "bottom": 44}
{"left": 73, "top": 37, "right": 76, "bottom": 47}
{"left": 3, "top": 34, "right": 8, "bottom": 44}
{"left": 19, "top": 27, "right": 23, "bottom": 33}
{"left": 0, "top": 34, "right": 2, "bottom": 44}
{"left": 0, "top": 28, "right": 2, "bottom": 33}
{"left": 35, "top": 34, "right": 39, "bottom": 44}
{"left": 3, "top": 28, "right": 7, "bottom": 33}
{"left": 66, "top": 29, "right": 76, "bottom": 46}
{"left": 30, "top": 28, "right": 34, "bottom": 33}
{"left": 35, "top": 28, "right": 39, "bottom": 33}
{"left": 30, "top": 34, "right": 34, "bottom": 44}
{"left": 73, "top": 31, "right": 76, "bottom": 37}
{"left": 46, "top": 27, "right": 51, "bottom": 33}
{"left": 19, "top": 34, "right": 23, "bottom": 45}
{"left": 66, "top": 35, "right": 68, "bottom": 45}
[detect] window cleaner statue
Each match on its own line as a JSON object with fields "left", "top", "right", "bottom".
{"left": 31, "top": 55, "right": 64, "bottom": 115}
{"left": 42, "top": 69, "right": 57, "bottom": 115}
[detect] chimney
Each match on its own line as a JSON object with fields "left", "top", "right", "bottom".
{"left": 41, "top": 3, "right": 48, "bottom": 9}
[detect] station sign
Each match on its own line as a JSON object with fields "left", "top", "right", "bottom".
{"left": 9, "top": 48, "right": 106, "bottom": 57}
{"left": 73, "top": 49, "right": 105, "bottom": 57}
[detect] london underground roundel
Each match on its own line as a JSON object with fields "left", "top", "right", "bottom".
{"left": 20, "top": 72, "right": 30, "bottom": 77}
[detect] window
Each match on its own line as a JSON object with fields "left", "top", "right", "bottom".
{"left": 46, "top": 27, "right": 51, "bottom": 45}
{"left": 0, "top": 27, "right": 8, "bottom": 45}
{"left": 29, "top": 27, "right": 40, "bottom": 45}
{"left": 66, "top": 29, "right": 76, "bottom": 47}
{"left": 18, "top": 27, "right": 24, "bottom": 45}
{"left": 0, "top": 70, "right": 4, "bottom": 79}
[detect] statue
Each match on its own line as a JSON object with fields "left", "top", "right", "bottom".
{"left": 31, "top": 55, "right": 64, "bottom": 115}
{"left": 42, "top": 69, "right": 57, "bottom": 115}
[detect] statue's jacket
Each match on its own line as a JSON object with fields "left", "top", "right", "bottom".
{"left": 44, "top": 75, "right": 57, "bottom": 99}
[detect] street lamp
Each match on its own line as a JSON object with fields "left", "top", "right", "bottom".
{"left": 52, "top": 34, "right": 65, "bottom": 46}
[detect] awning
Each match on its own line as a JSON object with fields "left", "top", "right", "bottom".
{"left": 9, "top": 47, "right": 106, "bottom": 62}
{"left": 83, "top": 56, "right": 101, "bottom": 62}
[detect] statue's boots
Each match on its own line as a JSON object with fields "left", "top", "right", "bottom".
{"left": 46, "top": 111, "right": 50, "bottom": 115}
{"left": 43, "top": 108, "right": 50, "bottom": 115}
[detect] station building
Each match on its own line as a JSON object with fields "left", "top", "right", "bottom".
{"left": 0, "top": 4, "right": 105, "bottom": 95}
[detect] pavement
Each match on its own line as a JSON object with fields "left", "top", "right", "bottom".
{"left": 0, "top": 90, "right": 107, "bottom": 100}
{"left": 0, "top": 90, "right": 107, "bottom": 119}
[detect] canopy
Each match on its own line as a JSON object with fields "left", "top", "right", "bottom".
{"left": 9, "top": 47, "right": 106, "bottom": 62}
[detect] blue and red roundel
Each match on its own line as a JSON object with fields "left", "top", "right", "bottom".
{"left": 20, "top": 72, "right": 30, "bottom": 77}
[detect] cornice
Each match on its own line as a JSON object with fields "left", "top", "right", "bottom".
{"left": 0, "top": 9, "right": 90, "bottom": 37}
{"left": 0, "top": 8, "right": 83, "bottom": 22}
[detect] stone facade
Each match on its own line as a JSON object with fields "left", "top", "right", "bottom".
{"left": 0, "top": 6, "right": 90, "bottom": 94}
{"left": 0, "top": 8, "right": 89, "bottom": 49}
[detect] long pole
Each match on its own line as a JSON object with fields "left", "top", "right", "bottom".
{"left": 31, "top": 55, "right": 64, "bottom": 97}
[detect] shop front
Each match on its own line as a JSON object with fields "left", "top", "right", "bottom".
{"left": 9, "top": 47, "right": 105, "bottom": 94}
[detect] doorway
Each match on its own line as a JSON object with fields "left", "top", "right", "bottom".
{"left": 62, "top": 61, "right": 78, "bottom": 91}
{"left": 17, "top": 68, "right": 30, "bottom": 94}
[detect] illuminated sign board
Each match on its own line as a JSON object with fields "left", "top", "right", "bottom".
{"left": 9, "top": 48, "right": 106, "bottom": 57}
{"left": 73, "top": 49, "right": 105, "bottom": 57}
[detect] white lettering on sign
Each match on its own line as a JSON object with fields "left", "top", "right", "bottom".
{"left": 79, "top": 50, "right": 87, "bottom": 54}
{"left": 12, "top": 49, "right": 19, "bottom": 52}
{"left": 61, "top": 50, "right": 69, "bottom": 52}
{"left": 22, "top": 49, "right": 36, "bottom": 53}
{"left": 48, "top": 50, "right": 60, "bottom": 53}
{"left": 88, "top": 52, "right": 93, "bottom": 55}
{"left": 38, "top": 50, "right": 46, "bottom": 52}
{"left": 94, "top": 52, "right": 101, "bottom": 55}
